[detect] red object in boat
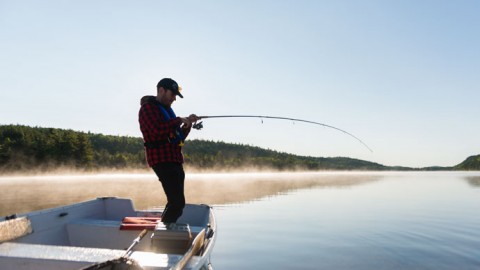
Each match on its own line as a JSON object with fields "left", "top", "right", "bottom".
{"left": 120, "top": 217, "right": 161, "bottom": 230}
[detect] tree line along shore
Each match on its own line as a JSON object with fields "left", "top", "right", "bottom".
{"left": 0, "top": 124, "right": 478, "bottom": 173}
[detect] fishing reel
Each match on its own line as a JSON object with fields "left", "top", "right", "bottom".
{"left": 192, "top": 121, "right": 203, "bottom": 130}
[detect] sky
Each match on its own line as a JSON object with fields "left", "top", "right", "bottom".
{"left": 1, "top": 0, "right": 479, "bottom": 168}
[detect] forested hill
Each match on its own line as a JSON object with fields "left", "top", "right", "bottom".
{"left": 454, "top": 155, "right": 480, "bottom": 170}
{"left": 0, "top": 124, "right": 474, "bottom": 172}
{"left": 183, "top": 140, "right": 387, "bottom": 171}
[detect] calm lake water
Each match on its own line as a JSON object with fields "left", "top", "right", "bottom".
{"left": 1, "top": 171, "right": 480, "bottom": 269}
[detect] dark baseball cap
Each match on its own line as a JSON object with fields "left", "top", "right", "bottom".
{"left": 157, "top": 78, "right": 183, "bottom": 98}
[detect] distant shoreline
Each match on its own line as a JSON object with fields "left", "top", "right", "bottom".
{"left": 1, "top": 124, "right": 479, "bottom": 172}
{"left": 0, "top": 167, "right": 473, "bottom": 179}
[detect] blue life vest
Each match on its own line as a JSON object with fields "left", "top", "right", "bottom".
{"left": 157, "top": 104, "right": 185, "bottom": 146}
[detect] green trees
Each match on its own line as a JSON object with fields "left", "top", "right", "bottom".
{"left": 88, "top": 133, "right": 145, "bottom": 169}
{"left": 0, "top": 125, "right": 144, "bottom": 172}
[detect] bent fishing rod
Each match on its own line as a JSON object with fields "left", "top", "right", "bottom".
{"left": 192, "top": 115, "right": 373, "bottom": 153}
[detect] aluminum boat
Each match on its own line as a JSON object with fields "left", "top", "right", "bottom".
{"left": 0, "top": 197, "right": 216, "bottom": 270}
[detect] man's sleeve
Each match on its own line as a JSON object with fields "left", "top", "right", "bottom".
{"left": 181, "top": 125, "right": 191, "bottom": 139}
{"left": 139, "top": 103, "right": 182, "bottom": 140}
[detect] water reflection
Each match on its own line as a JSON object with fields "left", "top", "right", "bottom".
{"left": 211, "top": 172, "right": 480, "bottom": 270}
{"left": 464, "top": 176, "right": 480, "bottom": 188}
{"left": 0, "top": 172, "right": 380, "bottom": 216}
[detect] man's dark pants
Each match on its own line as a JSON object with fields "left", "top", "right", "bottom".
{"left": 152, "top": 162, "right": 185, "bottom": 223}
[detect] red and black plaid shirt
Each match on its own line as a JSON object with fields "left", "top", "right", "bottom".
{"left": 138, "top": 97, "right": 191, "bottom": 167}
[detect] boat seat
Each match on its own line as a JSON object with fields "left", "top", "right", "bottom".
{"left": 67, "top": 219, "right": 151, "bottom": 250}
{"left": 0, "top": 242, "right": 181, "bottom": 270}
{"left": 66, "top": 219, "right": 204, "bottom": 251}
{"left": 0, "top": 242, "right": 125, "bottom": 269}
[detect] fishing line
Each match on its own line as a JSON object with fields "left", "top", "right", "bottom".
{"left": 192, "top": 115, "right": 373, "bottom": 153}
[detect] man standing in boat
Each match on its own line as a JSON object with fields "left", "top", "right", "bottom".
{"left": 138, "top": 78, "right": 199, "bottom": 224}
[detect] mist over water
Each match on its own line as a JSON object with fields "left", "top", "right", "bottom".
{"left": 0, "top": 171, "right": 378, "bottom": 216}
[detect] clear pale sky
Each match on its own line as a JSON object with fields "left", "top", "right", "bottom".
{"left": 1, "top": 1, "right": 479, "bottom": 168}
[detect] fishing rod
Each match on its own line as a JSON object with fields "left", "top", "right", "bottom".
{"left": 192, "top": 115, "right": 373, "bottom": 153}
